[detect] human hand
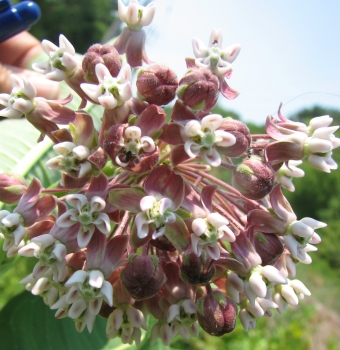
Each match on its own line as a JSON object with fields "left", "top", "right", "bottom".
{"left": 0, "top": 32, "right": 60, "bottom": 99}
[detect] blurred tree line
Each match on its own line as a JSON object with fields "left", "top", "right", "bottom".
{"left": 28, "top": 0, "right": 119, "bottom": 53}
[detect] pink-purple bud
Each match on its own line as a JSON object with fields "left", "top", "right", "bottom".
{"left": 196, "top": 290, "right": 237, "bottom": 336}
{"left": 82, "top": 44, "right": 121, "bottom": 83}
{"left": 136, "top": 64, "right": 178, "bottom": 105}
{"left": 232, "top": 156, "right": 275, "bottom": 200}
{"left": 121, "top": 253, "right": 167, "bottom": 300}
{"left": 177, "top": 68, "right": 219, "bottom": 111}
{"left": 219, "top": 119, "right": 251, "bottom": 157}
{"left": 254, "top": 232, "right": 284, "bottom": 266}
{"left": 0, "top": 173, "right": 27, "bottom": 204}
{"left": 180, "top": 250, "right": 215, "bottom": 285}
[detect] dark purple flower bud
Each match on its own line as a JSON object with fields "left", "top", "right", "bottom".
{"left": 254, "top": 231, "right": 284, "bottom": 266}
{"left": 121, "top": 253, "right": 166, "bottom": 300}
{"left": 0, "top": 173, "right": 27, "bottom": 204}
{"left": 219, "top": 119, "right": 251, "bottom": 157}
{"left": 197, "top": 290, "right": 237, "bottom": 336}
{"left": 136, "top": 64, "right": 178, "bottom": 105}
{"left": 177, "top": 68, "right": 219, "bottom": 111}
{"left": 82, "top": 44, "right": 121, "bottom": 83}
{"left": 232, "top": 156, "right": 275, "bottom": 200}
{"left": 180, "top": 250, "right": 215, "bottom": 285}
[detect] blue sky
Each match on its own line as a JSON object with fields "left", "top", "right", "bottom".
{"left": 144, "top": 0, "right": 340, "bottom": 124}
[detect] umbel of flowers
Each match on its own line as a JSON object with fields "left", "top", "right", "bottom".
{"left": 0, "top": 0, "right": 339, "bottom": 346}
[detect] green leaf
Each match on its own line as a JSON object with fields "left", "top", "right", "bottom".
{"left": 0, "top": 291, "right": 109, "bottom": 350}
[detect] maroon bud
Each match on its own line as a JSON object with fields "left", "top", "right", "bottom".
{"left": 121, "top": 254, "right": 166, "bottom": 300}
{"left": 180, "top": 250, "right": 215, "bottom": 285}
{"left": 136, "top": 64, "right": 178, "bottom": 105}
{"left": 0, "top": 173, "right": 27, "bottom": 204}
{"left": 254, "top": 231, "right": 284, "bottom": 266}
{"left": 197, "top": 290, "right": 237, "bottom": 336}
{"left": 232, "top": 156, "right": 275, "bottom": 200}
{"left": 177, "top": 68, "right": 219, "bottom": 111}
{"left": 219, "top": 119, "right": 251, "bottom": 157}
{"left": 82, "top": 44, "right": 121, "bottom": 83}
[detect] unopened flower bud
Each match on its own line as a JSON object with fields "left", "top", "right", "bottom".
{"left": 136, "top": 64, "right": 178, "bottom": 105}
{"left": 196, "top": 290, "right": 237, "bottom": 336}
{"left": 0, "top": 173, "right": 27, "bottom": 204}
{"left": 82, "top": 44, "right": 121, "bottom": 83}
{"left": 254, "top": 232, "right": 284, "bottom": 266}
{"left": 232, "top": 156, "right": 275, "bottom": 200}
{"left": 177, "top": 68, "right": 219, "bottom": 111}
{"left": 180, "top": 250, "right": 215, "bottom": 285}
{"left": 219, "top": 119, "right": 251, "bottom": 157}
{"left": 121, "top": 254, "right": 166, "bottom": 300}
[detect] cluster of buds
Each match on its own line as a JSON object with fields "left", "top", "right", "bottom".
{"left": 0, "top": 0, "right": 338, "bottom": 347}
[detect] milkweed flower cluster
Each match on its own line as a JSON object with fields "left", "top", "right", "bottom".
{"left": 0, "top": 0, "right": 339, "bottom": 347}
